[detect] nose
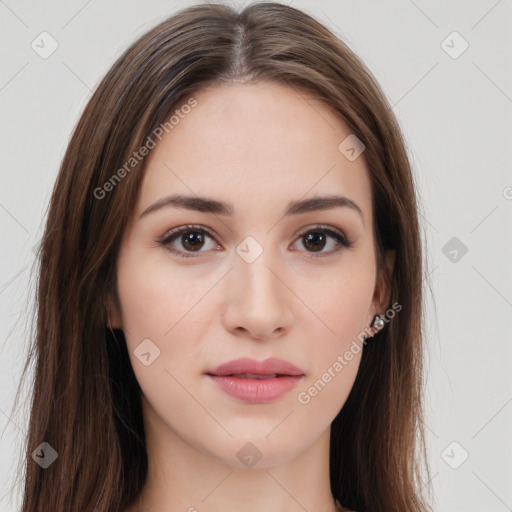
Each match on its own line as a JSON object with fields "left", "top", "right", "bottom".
{"left": 221, "top": 246, "right": 294, "bottom": 341}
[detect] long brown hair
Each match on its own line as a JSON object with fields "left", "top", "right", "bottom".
{"left": 13, "top": 2, "right": 432, "bottom": 511}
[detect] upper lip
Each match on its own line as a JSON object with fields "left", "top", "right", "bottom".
{"left": 206, "top": 357, "right": 305, "bottom": 377}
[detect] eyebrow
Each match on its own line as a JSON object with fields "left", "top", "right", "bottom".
{"left": 139, "top": 194, "right": 364, "bottom": 223}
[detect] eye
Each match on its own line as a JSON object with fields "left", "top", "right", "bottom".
{"left": 159, "top": 224, "right": 220, "bottom": 258}
{"left": 158, "top": 224, "right": 353, "bottom": 259}
{"left": 290, "top": 226, "right": 353, "bottom": 257}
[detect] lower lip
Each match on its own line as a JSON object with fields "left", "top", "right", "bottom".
{"left": 207, "top": 375, "right": 303, "bottom": 403}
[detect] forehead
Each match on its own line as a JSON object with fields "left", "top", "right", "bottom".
{"left": 137, "top": 81, "right": 372, "bottom": 223}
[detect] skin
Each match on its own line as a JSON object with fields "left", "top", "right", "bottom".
{"left": 111, "top": 81, "right": 394, "bottom": 512}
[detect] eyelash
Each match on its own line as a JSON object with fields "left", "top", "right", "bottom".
{"left": 158, "top": 224, "right": 354, "bottom": 259}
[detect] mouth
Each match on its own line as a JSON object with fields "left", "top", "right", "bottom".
{"left": 212, "top": 373, "right": 285, "bottom": 379}
{"left": 205, "top": 357, "right": 305, "bottom": 403}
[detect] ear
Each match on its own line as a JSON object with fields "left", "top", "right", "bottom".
{"left": 106, "top": 289, "right": 123, "bottom": 330}
{"left": 370, "top": 249, "right": 395, "bottom": 317}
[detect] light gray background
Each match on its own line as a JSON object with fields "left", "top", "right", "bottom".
{"left": 1, "top": 1, "right": 511, "bottom": 511}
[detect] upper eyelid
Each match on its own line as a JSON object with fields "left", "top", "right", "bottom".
{"left": 160, "top": 224, "right": 217, "bottom": 243}
{"left": 159, "top": 224, "right": 351, "bottom": 250}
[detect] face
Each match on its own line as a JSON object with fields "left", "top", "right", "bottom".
{"left": 110, "top": 81, "right": 391, "bottom": 469}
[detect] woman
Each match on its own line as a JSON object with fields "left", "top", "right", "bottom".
{"left": 15, "top": 2, "right": 432, "bottom": 511}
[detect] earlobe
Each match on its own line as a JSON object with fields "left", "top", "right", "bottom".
{"left": 365, "top": 250, "right": 395, "bottom": 337}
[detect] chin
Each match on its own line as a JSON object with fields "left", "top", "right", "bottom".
{"left": 209, "top": 430, "right": 308, "bottom": 470}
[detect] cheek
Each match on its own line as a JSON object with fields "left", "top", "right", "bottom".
{"left": 117, "top": 247, "right": 200, "bottom": 337}
{"left": 115, "top": 248, "right": 222, "bottom": 380}
{"left": 290, "top": 257, "right": 374, "bottom": 413}
{"left": 292, "top": 278, "right": 367, "bottom": 423}
{"left": 294, "top": 257, "right": 375, "bottom": 345}
{"left": 295, "top": 350, "right": 361, "bottom": 425}
{"left": 115, "top": 251, "right": 213, "bottom": 414}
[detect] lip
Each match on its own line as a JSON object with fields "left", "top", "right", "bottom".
{"left": 205, "top": 357, "right": 305, "bottom": 403}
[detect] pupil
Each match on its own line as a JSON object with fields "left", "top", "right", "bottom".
{"left": 304, "top": 232, "right": 325, "bottom": 252}
{"left": 182, "top": 232, "right": 204, "bottom": 251}
{"left": 179, "top": 231, "right": 328, "bottom": 253}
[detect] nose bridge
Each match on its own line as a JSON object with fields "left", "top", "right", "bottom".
{"left": 222, "top": 235, "right": 293, "bottom": 338}
{"left": 244, "top": 255, "right": 277, "bottom": 296}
